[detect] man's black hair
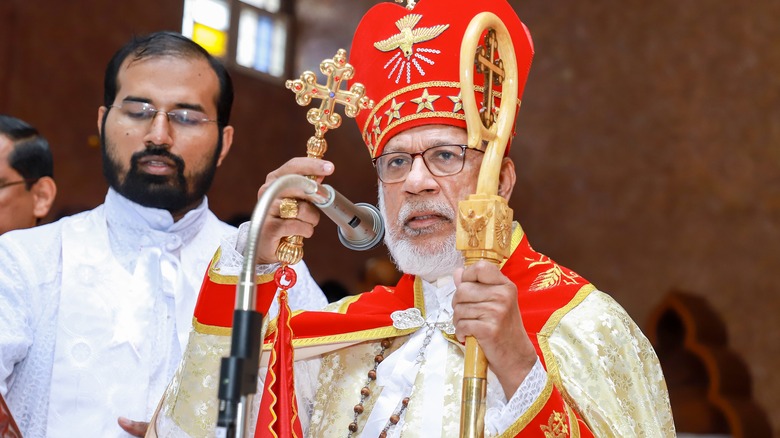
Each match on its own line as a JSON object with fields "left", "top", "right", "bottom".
{"left": 102, "top": 31, "right": 233, "bottom": 128}
{"left": 0, "top": 115, "right": 53, "bottom": 189}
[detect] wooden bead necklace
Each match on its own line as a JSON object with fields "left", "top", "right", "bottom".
{"left": 346, "top": 320, "right": 444, "bottom": 437}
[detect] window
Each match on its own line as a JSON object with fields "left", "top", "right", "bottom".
{"left": 182, "top": 0, "right": 292, "bottom": 80}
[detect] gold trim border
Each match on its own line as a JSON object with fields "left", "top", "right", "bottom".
{"left": 537, "top": 283, "right": 596, "bottom": 425}
{"left": 499, "top": 376, "right": 555, "bottom": 436}
{"left": 206, "top": 247, "right": 275, "bottom": 285}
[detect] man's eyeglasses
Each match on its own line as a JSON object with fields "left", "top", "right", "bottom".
{"left": 372, "top": 144, "right": 482, "bottom": 184}
{"left": 109, "top": 101, "right": 217, "bottom": 128}
{"left": 0, "top": 179, "right": 34, "bottom": 191}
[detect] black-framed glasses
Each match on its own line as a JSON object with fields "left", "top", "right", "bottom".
{"left": 109, "top": 101, "right": 217, "bottom": 128}
{"left": 372, "top": 144, "right": 481, "bottom": 184}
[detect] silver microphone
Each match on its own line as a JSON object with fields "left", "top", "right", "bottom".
{"left": 310, "top": 184, "right": 384, "bottom": 251}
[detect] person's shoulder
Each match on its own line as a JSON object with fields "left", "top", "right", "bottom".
{"left": 0, "top": 218, "right": 64, "bottom": 248}
{"left": 557, "top": 289, "right": 641, "bottom": 333}
{"left": 0, "top": 207, "right": 99, "bottom": 254}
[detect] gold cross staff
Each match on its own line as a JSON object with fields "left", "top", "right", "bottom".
{"left": 276, "top": 49, "right": 374, "bottom": 266}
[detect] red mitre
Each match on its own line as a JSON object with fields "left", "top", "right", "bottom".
{"left": 349, "top": 0, "right": 534, "bottom": 158}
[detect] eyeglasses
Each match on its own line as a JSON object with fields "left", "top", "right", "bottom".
{"left": 109, "top": 101, "right": 217, "bottom": 128}
{"left": 372, "top": 144, "right": 481, "bottom": 184}
{"left": 0, "top": 179, "right": 34, "bottom": 190}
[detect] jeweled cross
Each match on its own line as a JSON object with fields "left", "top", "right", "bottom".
{"left": 278, "top": 49, "right": 374, "bottom": 267}
{"left": 474, "top": 29, "right": 505, "bottom": 127}
{"left": 286, "top": 49, "right": 373, "bottom": 156}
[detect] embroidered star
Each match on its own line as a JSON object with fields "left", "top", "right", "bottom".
{"left": 372, "top": 115, "right": 383, "bottom": 136}
{"left": 449, "top": 92, "right": 463, "bottom": 113}
{"left": 384, "top": 98, "right": 405, "bottom": 122}
{"left": 411, "top": 89, "right": 440, "bottom": 113}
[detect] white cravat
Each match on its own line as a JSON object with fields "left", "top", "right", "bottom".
{"left": 363, "top": 276, "right": 456, "bottom": 437}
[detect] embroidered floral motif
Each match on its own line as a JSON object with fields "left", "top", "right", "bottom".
{"left": 540, "top": 411, "right": 568, "bottom": 438}
{"left": 526, "top": 254, "right": 581, "bottom": 291}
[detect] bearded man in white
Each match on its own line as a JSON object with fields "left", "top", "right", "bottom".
{"left": 0, "top": 32, "right": 326, "bottom": 438}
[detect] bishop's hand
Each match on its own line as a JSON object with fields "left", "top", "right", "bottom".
{"left": 452, "top": 260, "right": 537, "bottom": 399}
{"left": 252, "top": 157, "right": 334, "bottom": 265}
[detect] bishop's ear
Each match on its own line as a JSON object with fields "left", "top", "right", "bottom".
{"left": 497, "top": 157, "right": 516, "bottom": 200}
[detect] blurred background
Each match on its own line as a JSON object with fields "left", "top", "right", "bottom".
{"left": 0, "top": 0, "right": 777, "bottom": 435}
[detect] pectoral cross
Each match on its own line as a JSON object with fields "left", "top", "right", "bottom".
{"left": 277, "top": 49, "right": 374, "bottom": 266}
{"left": 475, "top": 29, "right": 504, "bottom": 128}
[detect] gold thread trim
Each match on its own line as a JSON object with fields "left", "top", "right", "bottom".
{"left": 498, "top": 375, "right": 555, "bottom": 436}
{"left": 413, "top": 276, "right": 426, "bottom": 318}
{"left": 260, "top": 325, "right": 418, "bottom": 350}
{"left": 336, "top": 294, "right": 363, "bottom": 314}
{"left": 537, "top": 284, "right": 596, "bottom": 415}
{"left": 499, "top": 222, "right": 524, "bottom": 270}
{"left": 206, "top": 247, "right": 275, "bottom": 285}
{"left": 376, "top": 111, "right": 466, "bottom": 147}
{"left": 361, "top": 81, "right": 502, "bottom": 155}
{"left": 567, "top": 402, "right": 581, "bottom": 437}
{"left": 192, "top": 316, "right": 232, "bottom": 336}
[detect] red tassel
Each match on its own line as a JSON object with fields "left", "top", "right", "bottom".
{"left": 0, "top": 392, "right": 22, "bottom": 438}
{"left": 256, "top": 289, "right": 303, "bottom": 438}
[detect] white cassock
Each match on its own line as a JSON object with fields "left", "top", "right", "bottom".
{"left": 0, "top": 188, "right": 327, "bottom": 438}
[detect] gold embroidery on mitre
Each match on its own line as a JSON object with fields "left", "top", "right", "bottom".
{"left": 449, "top": 92, "right": 463, "bottom": 113}
{"left": 527, "top": 254, "right": 582, "bottom": 291}
{"left": 372, "top": 115, "right": 383, "bottom": 136}
{"left": 374, "top": 14, "right": 449, "bottom": 85}
{"left": 361, "top": 81, "right": 505, "bottom": 156}
{"left": 384, "top": 98, "right": 405, "bottom": 122}
{"left": 540, "top": 410, "right": 568, "bottom": 438}
{"left": 410, "top": 88, "right": 440, "bottom": 113}
{"left": 374, "top": 14, "right": 449, "bottom": 59}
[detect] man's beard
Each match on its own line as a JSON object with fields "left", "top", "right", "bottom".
{"left": 101, "top": 122, "right": 220, "bottom": 214}
{"left": 378, "top": 188, "right": 464, "bottom": 281}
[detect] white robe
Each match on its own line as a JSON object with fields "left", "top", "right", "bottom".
{"left": 0, "top": 189, "right": 327, "bottom": 438}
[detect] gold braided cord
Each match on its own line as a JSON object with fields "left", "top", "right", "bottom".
{"left": 361, "top": 81, "right": 505, "bottom": 141}
{"left": 376, "top": 111, "right": 466, "bottom": 152}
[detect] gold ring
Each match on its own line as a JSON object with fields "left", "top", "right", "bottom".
{"left": 279, "top": 198, "right": 299, "bottom": 219}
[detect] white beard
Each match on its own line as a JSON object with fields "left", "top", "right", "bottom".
{"left": 378, "top": 188, "right": 464, "bottom": 282}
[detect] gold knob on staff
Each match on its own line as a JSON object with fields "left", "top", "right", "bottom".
{"left": 456, "top": 12, "right": 519, "bottom": 438}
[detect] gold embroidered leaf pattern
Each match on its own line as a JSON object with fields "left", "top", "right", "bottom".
{"left": 540, "top": 410, "right": 568, "bottom": 438}
{"left": 527, "top": 254, "right": 581, "bottom": 291}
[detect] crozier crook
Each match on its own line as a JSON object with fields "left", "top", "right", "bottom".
{"left": 456, "top": 12, "right": 519, "bottom": 438}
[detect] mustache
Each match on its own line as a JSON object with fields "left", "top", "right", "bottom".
{"left": 397, "top": 198, "right": 455, "bottom": 225}
{"left": 130, "top": 147, "right": 185, "bottom": 172}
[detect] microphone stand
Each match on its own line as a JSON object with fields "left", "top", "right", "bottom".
{"left": 215, "top": 175, "right": 380, "bottom": 437}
